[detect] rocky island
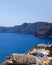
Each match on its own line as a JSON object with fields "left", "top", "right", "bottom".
{"left": 0, "top": 44, "right": 52, "bottom": 65}
{"left": 0, "top": 22, "right": 52, "bottom": 38}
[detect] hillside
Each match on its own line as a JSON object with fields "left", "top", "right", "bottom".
{"left": 0, "top": 44, "right": 52, "bottom": 65}
{"left": 0, "top": 22, "right": 52, "bottom": 38}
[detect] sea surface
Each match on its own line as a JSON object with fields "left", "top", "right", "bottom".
{"left": 0, "top": 33, "right": 52, "bottom": 63}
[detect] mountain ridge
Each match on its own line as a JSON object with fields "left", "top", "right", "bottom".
{"left": 0, "top": 22, "right": 52, "bottom": 38}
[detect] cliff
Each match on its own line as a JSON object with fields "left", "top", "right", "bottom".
{"left": 0, "top": 54, "right": 36, "bottom": 65}
{"left": 0, "top": 22, "right": 52, "bottom": 38}
{"left": 0, "top": 44, "right": 52, "bottom": 65}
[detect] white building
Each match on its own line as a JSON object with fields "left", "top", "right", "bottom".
{"left": 37, "top": 49, "right": 49, "bottom": 58}
{"left": 28, "top": 48, "right": 49, "bottom": 59}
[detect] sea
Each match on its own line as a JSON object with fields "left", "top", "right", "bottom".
{"left": 0, "top": 33, "right": 52, "bottom": 63}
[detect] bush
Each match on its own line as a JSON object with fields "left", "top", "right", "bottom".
{"left": 49, "top": 51, "right": 52, "bottom": 56}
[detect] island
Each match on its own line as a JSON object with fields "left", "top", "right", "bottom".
{"left": 0, "top": 22, "right": 52, "bottom": 38}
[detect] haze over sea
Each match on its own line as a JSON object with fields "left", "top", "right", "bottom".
{"left": 0, "top": 33, "right": 52, "bottom": 63}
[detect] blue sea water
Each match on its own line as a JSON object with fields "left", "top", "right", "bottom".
{"left": 0, "top": 33, "right": 52, "bottom": 63}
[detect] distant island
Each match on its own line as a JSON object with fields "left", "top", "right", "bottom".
{"left": 0, "top": 22, "right": 52, "bottom": 38}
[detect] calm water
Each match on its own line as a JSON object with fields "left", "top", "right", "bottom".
{"left": 0, "top": 33, "right": 52, "bottom": 63}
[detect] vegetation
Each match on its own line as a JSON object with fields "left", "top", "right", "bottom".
{"left": 26, "top": 47, "right": 35, "bottom": 54}
{"left": 49, "top": 46, "right": 52, "bottom": 56}
{"left": 49, "top": 51, "right": 52, "bottom": 56}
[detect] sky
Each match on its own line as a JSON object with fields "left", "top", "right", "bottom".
{"left": 0, "top": 0, "right": 52, "bottom": 26}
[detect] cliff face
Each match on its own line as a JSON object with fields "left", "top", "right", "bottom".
{"left": 34, "top": 22, "right": 52, "bottom": 38}
{"left": 0, "top": 22, "right": 52, "bottom": 38}
{"left": 0, "top": 54, "right": 36, "bottom": 65}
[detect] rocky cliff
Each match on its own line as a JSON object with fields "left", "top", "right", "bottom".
{"left": 0, "top": 22, "right": 52, "bottom": 38}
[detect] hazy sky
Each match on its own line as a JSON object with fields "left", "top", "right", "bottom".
{"left": 0, "top": 0, "right": 52, "bottom": 26}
